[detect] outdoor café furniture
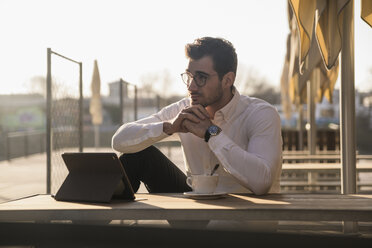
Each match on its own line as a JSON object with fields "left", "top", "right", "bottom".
{"left": 282, "top": 154, "right": 372, "bottom": 163}
{"left": 281, "top": 162, "right": 372, "bottom": 192}
{"left": 1, "top": 193, "right": 371, "bottom": 225}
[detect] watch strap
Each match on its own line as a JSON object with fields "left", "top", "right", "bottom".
{"left": 204, "top": 129, "right": 211, "bottom": 142}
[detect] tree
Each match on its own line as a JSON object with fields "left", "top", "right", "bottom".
{"left": 139, "top": 69, "right": 174, "bottom": 98}
{"left": 28, "top": 76, "right": 47, "bottom": 97}
{"left": 140, "top": 72, "right": 159, "bottom": 98}
{"left": 27, "top": 75, "right": 70, "bottom": 99}
{"left": 236, "top": 66, "right": 281, "bottom": 105}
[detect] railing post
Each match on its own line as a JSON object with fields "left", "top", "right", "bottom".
{"left": 307, "top": 70, "right": 318, "bottom": 155}
{"left": 134, "top": 85, "right": 138, "bottom": 121}
{"left": 6, "top": 133, "right": 10, "bottom": 161}
{"left": 156, "top": 94, "right": 161, "bottom": 111}
{"left": 340, "top": 0, "right": 357, "bottom": 234}
{"left": 24, "top": 133, "right": 28, "bottom": 157}
{"left": 79, "top": 62, "right": 83, "bottom": 153}
{"left": 119, "top": 78, "right": 124, "bottom": 125}
{"left": 297, "top": 104, "right": 304, "bottom": 151}
{"left": 40, "top": 131, "right": 44, "bottom": 154}
{"left": 46, "top": 48, "right": 52, "bottom": 194}
{"left": 340, "top": 0, "right": 356, "bottom": 195}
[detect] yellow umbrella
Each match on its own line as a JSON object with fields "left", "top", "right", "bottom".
{"left": 89, "top": 60, "right": 103, "bottom": 148}
{"left": 284, "top": 2, "right": 341, "bottom": 154}
{"left": 296, "top": 27, "right": 323, "bottom": 104}
{"left": 287, "top": 0, "right": 359, "bottom": 195}
{"left": 288, "top": 0, "right": 316, "bottom": 74}
{"left": 280, "top": 34, "right": 292, "bottom": 120}
{"left": 316, "top": 0, "right": 350, "bottom": 70}
{"left": 361, "top": 0, "right": 372, "bottom": 27}
{"left": 286, "top": 4, "right": 339, "bottom": 105}
{"left": 286, "top": 0, "right": 369, "bottom": 104}
{"left": 317, "top": 60, "right": 339, "bottom": 103}
{"left": 90, "top": 60, "right": 102, "bottom": 125}
{"left": 289, "top": 0, "right": 350, "bottom": 71}
{"left": 287, "top": 7, "right": 303, "bottom": 106}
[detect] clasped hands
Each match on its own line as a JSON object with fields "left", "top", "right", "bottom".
{"left": 163, "top": 105, "right": 213, "bottom": 138}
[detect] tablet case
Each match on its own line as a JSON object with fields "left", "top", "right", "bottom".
{"left": 54, "top": 152, "right": 135, "bottom": 203}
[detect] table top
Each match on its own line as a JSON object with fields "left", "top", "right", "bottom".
{"left": 1, "top": 193, "right": 372, "bottom": 222}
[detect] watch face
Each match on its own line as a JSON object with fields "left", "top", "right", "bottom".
{"left": 208, "top": 125, "right": 219, "bottom": 135}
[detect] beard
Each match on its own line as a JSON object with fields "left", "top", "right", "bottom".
{"left": 190, "top": 82, "right": 223, "bottom": 107}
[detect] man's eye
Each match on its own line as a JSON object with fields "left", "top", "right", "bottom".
{"left": 196, "top": 74, "right": 207, "bottom": 81}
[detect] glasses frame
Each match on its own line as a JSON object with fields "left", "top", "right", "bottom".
{"left": 181, "top": 71, "right": 218, "bottom": 88}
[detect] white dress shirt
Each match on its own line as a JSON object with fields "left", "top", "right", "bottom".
{"left": 112, "top": 88, "right": 282, "bottom": 195}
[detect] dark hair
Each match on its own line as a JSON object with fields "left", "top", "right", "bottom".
{"left": 185, "top": 37, "right": 238, "bottom": 80}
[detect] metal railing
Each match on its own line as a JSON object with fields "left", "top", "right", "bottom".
{"left": 0, "top": 129, "right": 104, "bottom": 161}
{"left": 119, "top": 78, "right": 138, "bottom": 124}
{"left": 0, "top": 131, "right": 45, "bottom": 161}
{"left": 46, "top": 48, "right": 83, "bottom": 194}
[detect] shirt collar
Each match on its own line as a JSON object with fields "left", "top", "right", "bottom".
{"left": 214, "top": 87, "right": 240, "bottom": 122}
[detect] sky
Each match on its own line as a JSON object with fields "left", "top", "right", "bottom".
{"left": 0, "top": 0, "right": 371, "bottom": 97}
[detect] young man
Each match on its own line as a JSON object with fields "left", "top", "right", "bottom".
{"left": 112, "top": 37, "right": 282, "bottom": 195}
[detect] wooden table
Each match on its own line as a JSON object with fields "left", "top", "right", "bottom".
{"left": 1, "top": 193, "right": 372, "bottom": 223}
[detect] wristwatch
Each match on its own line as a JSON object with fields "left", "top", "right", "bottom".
{"left": 204, "top": 125, "right": 221, "bottom": 142}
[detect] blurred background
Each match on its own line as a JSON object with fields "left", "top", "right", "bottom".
{"left": 0, "top": 0, "right": 372, "bottom": 200}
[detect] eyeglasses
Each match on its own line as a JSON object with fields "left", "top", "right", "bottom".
{"left": 180, "top": 71, "right": 218, "bottom": 88}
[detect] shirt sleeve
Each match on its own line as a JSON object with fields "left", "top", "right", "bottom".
{"left": 208, "top": 106, "right": 282, "bottom": 195}
{"left": 111, "top": 99, "right": 188, "bottom": 154}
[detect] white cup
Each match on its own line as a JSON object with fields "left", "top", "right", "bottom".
{"left": 186, "top": 174, "right": 219, "bottom": 194}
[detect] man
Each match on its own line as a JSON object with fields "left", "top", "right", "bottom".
{"left": 112, "top": 37, "right": 282, "bottom": 195}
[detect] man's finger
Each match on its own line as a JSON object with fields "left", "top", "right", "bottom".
{"left": 180, "top": 112, "right": 200, "bottom": 123}
{"left": 194, "top": 104, "right": 210, "bottom": 118}
{"left": 183, "top": 105, "right": 209, "bottom": 119}
{"left": 180, "top": 119, "right": 192, "bottom": 133}
{"left": 182, "top": 119, "right": 192, "bottom": 130}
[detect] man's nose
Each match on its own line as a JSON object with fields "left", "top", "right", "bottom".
{"left": 187, "top": 79, "right": 198, "bottom": 91}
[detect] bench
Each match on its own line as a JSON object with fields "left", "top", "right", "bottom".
{"left": 280, "top": 163, "right": 372, "bottom": 193}
{"left": 283, "top": 154, "right": 372, "bottom": 163}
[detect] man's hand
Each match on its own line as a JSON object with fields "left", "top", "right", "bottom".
{"left": 180, "top": 105, "right": 215, "bottom": 138}
{"left": 163, "top": 105, "right": 210, "bottom": 135}
{"left": 182, "top": 117, "right": 213, "bottom": 138}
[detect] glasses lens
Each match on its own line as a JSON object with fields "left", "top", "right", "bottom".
{"left": 181, "top": 73, "right": 191, "bottom": 86}
{"left": 194, "top": 74, "right": 207, "bottom": 87}
{"left": 181, "top": 72, "right": 192, "bottom": 86}
{"left": 181, "top": 72, "right": 207, "bottom": 87}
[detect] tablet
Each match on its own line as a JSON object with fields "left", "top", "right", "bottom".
{"left": 54, "top": 152, "right": 135, "bottom": 203}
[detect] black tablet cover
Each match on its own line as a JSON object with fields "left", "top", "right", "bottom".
{"left": 54, "top": 152, "right": 135, "bottom": 203}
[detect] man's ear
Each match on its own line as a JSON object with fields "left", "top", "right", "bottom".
{"left": 222, "top": 72, "right": 235, "bottom": 89}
